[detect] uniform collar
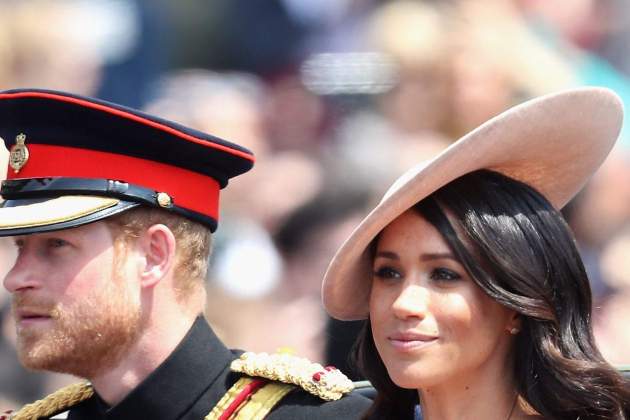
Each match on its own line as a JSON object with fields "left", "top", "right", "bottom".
{"left": 91, "top": 316, "right": 236, "bottom": 420}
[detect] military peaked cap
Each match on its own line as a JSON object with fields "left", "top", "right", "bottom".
{"left": 0, "top": 88, "right": 255, "bottom": 235}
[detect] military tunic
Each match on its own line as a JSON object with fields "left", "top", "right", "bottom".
{"left": 59, "top": 317, "right": 370, "bottom": 419}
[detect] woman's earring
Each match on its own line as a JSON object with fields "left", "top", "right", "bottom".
{"left": 509, "top": 327, "right": 520, "bottom": 335}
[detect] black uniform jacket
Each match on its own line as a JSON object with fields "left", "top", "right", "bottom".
{"left": 65, "top": 316, "right": 371, "bottom": 420}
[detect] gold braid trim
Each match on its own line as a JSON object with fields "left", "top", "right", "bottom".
{"left": 231, "top": 352, "right": 354, "bottom": 401}
{"left": 10, "top": 382, "right": 93, "bottom": 420}
{"left": 206, "top": 378, "right": 258, "bottom": 420}
{"left": 205, "top": 377, "right": 295, "bottom": 420}
{"left": 231, "top": 382, "right": 294, "bottom": 420}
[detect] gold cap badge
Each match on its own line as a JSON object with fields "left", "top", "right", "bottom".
{"left": 9, "top": 133, "right": 29, "bottom": 174}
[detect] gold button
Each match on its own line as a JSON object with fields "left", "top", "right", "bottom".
{"left": 156, "top": 192, "right": 172, "bottom": 207}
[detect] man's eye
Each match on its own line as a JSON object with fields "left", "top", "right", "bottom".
{"left": 430, "top": 267, "right": 461, "bottom": 282}
{"left": 13, "top": 239, "right": 24, "bottom": 252}
{"left": 47, "top": 238, "right": 69, "bottom": 248}
{"left": 373, "top": 266, "right": 401, "bottom": 280}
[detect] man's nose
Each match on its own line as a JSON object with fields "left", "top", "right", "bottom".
{"left": 3, "top": 250, "right": 40, "bottom": 293}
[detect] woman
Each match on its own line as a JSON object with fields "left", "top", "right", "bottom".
{"left": 322, "top": 88, "right": 630, "bottom": 419}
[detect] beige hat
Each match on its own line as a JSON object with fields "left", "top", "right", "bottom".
{"left": 322, "top": 87, "right": 624, "bottom": 321}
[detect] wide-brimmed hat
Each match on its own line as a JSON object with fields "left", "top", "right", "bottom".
{"left": 0, "top": 88, "right": 255, "bottom": 236}
{"left": 322, "top": 87, "right": 623, "bottom": 321}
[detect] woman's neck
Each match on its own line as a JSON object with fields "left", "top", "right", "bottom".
{"left": 418, "top": 357, "right": 518, "bottom": 420}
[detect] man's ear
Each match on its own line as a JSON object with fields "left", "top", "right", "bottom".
{"left": 138, "top": 224, "right": 176, "bottom": 289}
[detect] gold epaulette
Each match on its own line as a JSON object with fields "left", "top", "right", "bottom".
{"left": 6, "top": 382, "right": 93, "bottom": 420}
{"left": 230, "top": 352, "right": 354, "bottom": 401}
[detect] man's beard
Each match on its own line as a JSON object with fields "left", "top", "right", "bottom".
{"left": 12, "top": 272, "right": 142, "bottom": 379}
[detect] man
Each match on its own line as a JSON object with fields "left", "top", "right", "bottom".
{"left": 0, "top": 89, "right": 370, "bottom": 419}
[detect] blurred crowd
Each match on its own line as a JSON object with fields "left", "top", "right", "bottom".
{"left": 1, "top": 0, "right": 630, "bottom": 407}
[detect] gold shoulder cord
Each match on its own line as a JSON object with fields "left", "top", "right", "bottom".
{"left": 205, "top": 377, "right": 294, "bottom": 420}
{"left": 10, "top": 350, "right": 352, "bottom": 420}
{"left": 8, "top": 379, "right": 292, "bottom": 420}
{"left": 8, "top": 379, "right": 291, "bottom": 420}
{"left": 9, "top": 382, "right": 93, "bottom": 420}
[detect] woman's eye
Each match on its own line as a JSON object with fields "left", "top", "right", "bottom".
{"left": 373, "top": 266, "right": 401, "bottom": 280}
{"left": 430, "top": 267, "right": 461, "bottom": 282}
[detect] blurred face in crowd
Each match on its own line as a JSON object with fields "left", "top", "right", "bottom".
{"left": 369, "top": 209, "right": 515, "bottom": 390}
{"left": 3, "top": 221, "right": 142, "bottom": 378}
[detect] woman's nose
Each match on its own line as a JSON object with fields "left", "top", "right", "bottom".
{"left": 391, "top": 284, "right": 429, "bottom": 320}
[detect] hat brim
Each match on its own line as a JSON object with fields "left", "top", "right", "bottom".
{"left": 322, "top": 87, "right": 624, "bottom": 321}
{"left": 0, "top": 195, "right": 140, "bottom": 236}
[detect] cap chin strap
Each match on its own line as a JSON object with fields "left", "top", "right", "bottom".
{"left": 1, "top": 177, "right": 218, "bottom": 232}
{"left": 2, "top": 177, "right": 162, "bottom": 207}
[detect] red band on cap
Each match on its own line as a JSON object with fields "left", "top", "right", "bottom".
{"left": 7, "top": 144, "right": 220, "bottom": 220}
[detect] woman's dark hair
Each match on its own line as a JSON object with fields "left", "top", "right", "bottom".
{"left": 355, "top": 169, "right": 630, "bottom": 420}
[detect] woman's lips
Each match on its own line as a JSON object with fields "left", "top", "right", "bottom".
{"left": 388, "top": 332, "right": 438, "bottom": 351}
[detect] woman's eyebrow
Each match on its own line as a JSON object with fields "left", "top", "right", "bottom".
{"left": 420, "top": 252, "right": 456, "bottom": 262}
{"left": 375, "top": 251, "right": 457, "bottom": 261}
{"left": 374, "top": 251, "right": 399, "bottom": 260}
